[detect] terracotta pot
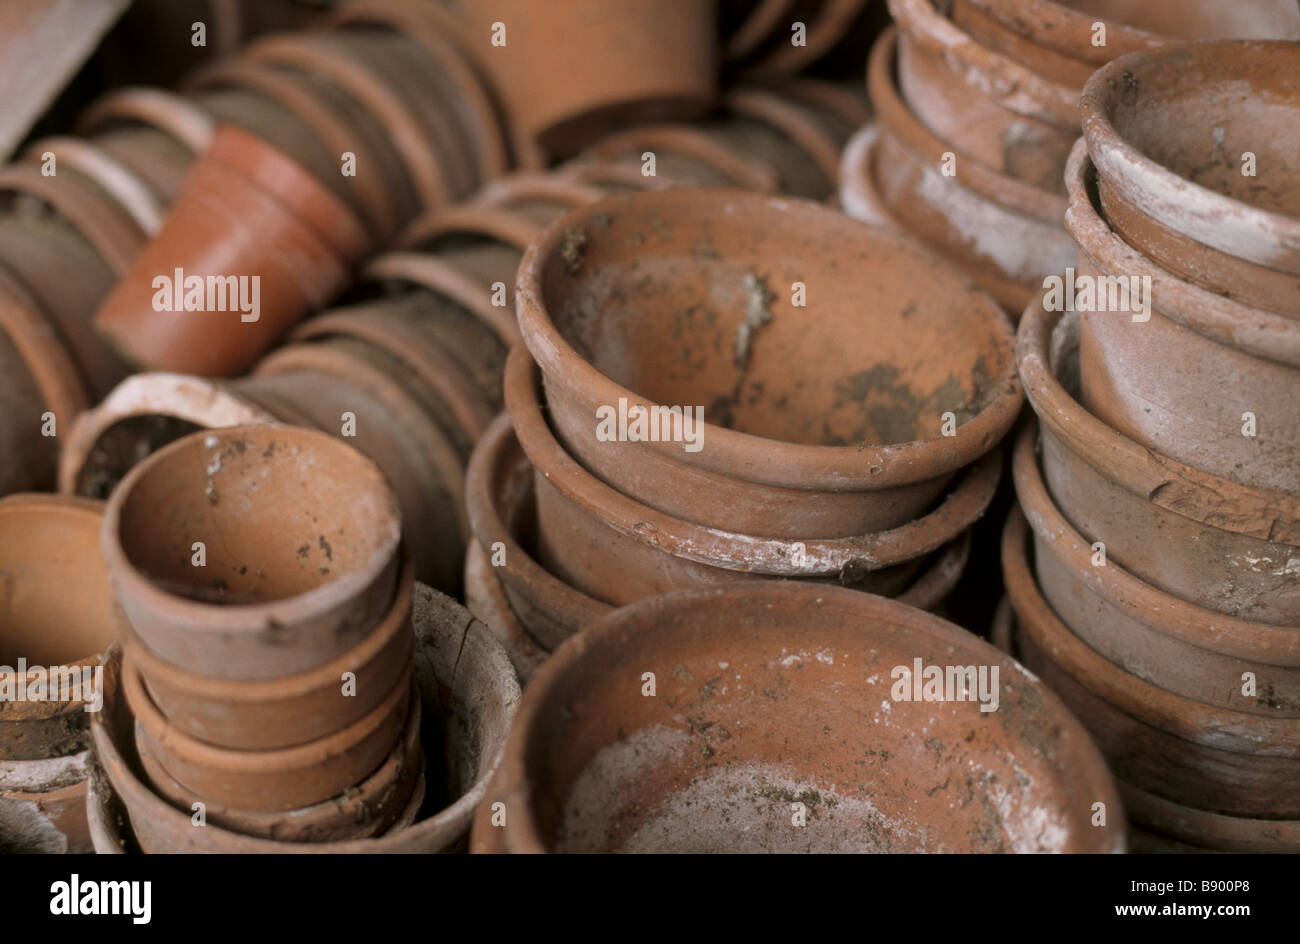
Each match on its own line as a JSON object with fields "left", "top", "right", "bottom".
{"left": 0, "top": 312, "right": 57, "bottom": 496}
{"left": 0, "top": 495, "right": 116, "bottom": 761}
{"left": 737, "top": 0, "right": 872, "bottom": 78}
{"left": 1081, "top": 41, "right": 1300, "bottom": 283}
{"left": 1017, "top": 292, "right": 1300, "bottom": 625}
{"left": 1002, "top": 506, "right": 1300, "bottom": 819}
{"left": 472, "top": 582, "right": 1124, "bottom": 853}
{"left": 23, "top": 136, "right": 167, "bottom": 236}
{"left": 506, "top": 346, "right": 997, "bottom": 600}
{"left": 463, "top": 541, "right": 549, "bottom": 683}
{"left": 517, "top": 188, "right": 1021, "bottom": 539}
{"left": 453, "top": 0, "right": 718, "bottom": 157}
{"left": 1013, "top": 422, "right": 1300, "bottom": 715}
{"left": 0, "top": 751, "right": 93, "bottom": 853}
{"left": 948, "top": 0, "right": 1096, "bottom": 90}
{"left": 88, "top": 126, "right": 195, "bottom": 207}
{"left": 1063, "top": 142, "right": 1300, "bottom": 495}
{"left": 580, "top": 124, "right": 781, "bottom": 191}
{"left": 77, "top": 86, "right": 216, "bottom": 155}
{"left": 93, "top": 124, "right": 371, "bottom": 376}
{"left": 888, "top": 0, "right": 1078, "bottom": 194}
{"left": 102, "top": 425, "right": 402, "bottom": 681}
{"left": 92, "top": 584, "right": 520, "bottom": 852}
{"left": 120, "top": 553, "right": 415, "bottom": 750}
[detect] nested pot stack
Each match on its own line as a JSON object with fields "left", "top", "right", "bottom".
{"left": 464, "top": 187, "right": 1020, "bottom": 675}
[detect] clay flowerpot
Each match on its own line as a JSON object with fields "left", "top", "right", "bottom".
{"left": 471, "top": 582, "right": 1124, "bottom": 853}
{"left": 506, "top": 346, "right": 996, "bottom": 601}
{"left": 887, "top": 0, "right": 1078, "bottom": 194}
{"left": 93, "top": 124, "right": 371, "bottom": 376}
{"left": 1080, "top": 42, "right": 1300, "bottom": 295}
{"left": 120, "top": 554, "right": 416, "bottom": 750}
{"left": 0, "top": 751, "right": 94, "bottom": 853}
{"left": 1017, "top": 293, "right": 1300, "bottom": 625}
{"left": 24, "top": 136, "right": 167, "bottom": 236}
{"left": 452, "top": 0, "right": 719, "bottom": 157}
{"left": 463, "top": 542, "right": 549, "bottom": 683}
{"left": 516, "top": 188, "right": 1021, "bottom": 539}
{"left": 1063, "top": 141, "right": 1300, "bottom": 495}
{"left": 1013, "top": 422, "right": 1300, "bottom": 716}
{"left": 0, "top": 495, "right": 117, "bottom": 761}
{"left": 77, "top": 86, "right": 216, "bottom": 156}
{"left": 102, "top": 425, "right": 402, "bottom": 681}
{"left": 1002, "top": 507, "right": 1300, "bottom": 820}
{"left": 92, "top": 585, "right": 521, "bottom": 853}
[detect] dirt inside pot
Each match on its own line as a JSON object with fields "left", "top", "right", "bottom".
{"left": 540, "top": 193, "right": 1010, "bottom": 447}
{"left": 75, "top": 415, "right": 203, "bottom": 500}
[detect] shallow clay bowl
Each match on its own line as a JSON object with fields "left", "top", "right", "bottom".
{"left": 472, "top": 582, "right": 1125, "bottom": 853}
{"left": 101, "top": 425, "right": 402, "bottom": 681}
{"left": 516, "top": 188, "right": 1021, "bottom": 540}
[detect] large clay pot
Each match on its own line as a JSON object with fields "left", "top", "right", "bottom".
{"left": 1063, "top": 141, "right": 1300, "bottom": 495}
{"left": 1017, "top": 293, "right": 1300, "bottom": 626}
{"left": 517, "top": 188, "right": 1021, "bottom": 539}
{"left": 471, "top": 582, "right": 1124, "bottom": 853}
{"left": 90, "top": 584, "right": 521, "bottom": 853}
{"left": 93, "top": 124, "right": 371, "bottom": 376}
{"left": 102, "top": 425, "right": 402, "bottom": 681}
{"left": 1080, "top": 41, "right": 1300, "bottom": 296}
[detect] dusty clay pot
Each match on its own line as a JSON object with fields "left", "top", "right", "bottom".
{"left": 0, "top": 495, "right": 116, "bottom": 762}
{"left": 506, "top": 346, "right": 996, "bottom": 600}
{"left": 1002, "top": 506, "right": 1300, "bottom": 820}
{"left": 128, "top": 657, "right": 411, "bottom": 813}
{"left": 1013, "top": 422, "right": 1300, "bottom": 716}
{"left": 471, "top": 581, "right": 1124, "bottom": 853}
{"left": 453, "top": 0, "right": 718, "bottom": 157}
{"left": 120, "top": 554, "right": 415, "bottom": 750}
{"left": 93, "top": 124, "right": 371, "bottom": 376}
{"left": 0, "top": 751, "right": 93, "bottom": 853}
{"left": 1064, "top": 141, "right": 1300, "bottom": 495}
{"left": 1081, "top": 42, "right": 1300, "bottom": 283}
{"left": 92, "top": 584, "right": 520, "bottom": 853}
{"left": 102, "top": 425, "right": 402, "bottom": 681}
{"left": 463, "top": 541, "right": 549, "bottom": 683}
{"left": 888, "top": 0, "right": 1078, "bottom": 194}
{"left": 1017, "top": 293, "right": 1300, "bottom": 625}
{"left": 86, "top": 125, "right": 195, "bottom": 208}
{"left": 517, "top": 188, "right": 1021, "bottom": 539}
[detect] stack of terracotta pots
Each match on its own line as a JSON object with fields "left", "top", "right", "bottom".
{"left": 1006, "top": 41, "right": 1300, "bottom": 852}
{"left": 98, "top": 425, "right": 431, "bottom": 844}
{"left": 464, "top": 187, "right": 1022, "bottom": 677}
{"left": 839, "top": 0, "right": 1300, "bottom": 315}
{"left": 0, "top": 495, "right": 118, "bottom": 853}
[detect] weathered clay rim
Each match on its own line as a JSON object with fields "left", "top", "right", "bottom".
{"left": 397, "top": 203, "right": 540, "bottom": 253}
{"left": 1119, "top": 780, "right": 1300, "bottom": 853}
{"left": 506, "top": 346, "right": 1000, "bottom": 575}
{"left": 463, "top": 540, "right": 549, "bottom": 682}
{"left": 1064, "top": 139, "right": 1300, "bottom": 368}
{"left": 24, "top": 137, "right": 166, "bottom": 235}
{"left": 517, "top": 188, "right": 1022, "bottom": 489}
{"left": 1017, "top": 290, "right": 1300, "bottom": 545}
{"left": 77, "top": 86, "right": 215, "bottom": 154}
{"left": 582, "top": 124, "right": 781, "bottom": 192}
{"left": 362, "top": 250, "right": 521, "bottom": 346}
{"left": 1080, "top": 41, "right": 1300, "bottom": 273}
{"left": 469, "top": 173, "right": 608, "bottom": 213}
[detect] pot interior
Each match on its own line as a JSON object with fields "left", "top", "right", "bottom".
{"left": 0, "top": 501, "right": 117, "bottom": 665}
{"left": 540, "top": 191, "right": 1013, "bottom": 447}
{"left": 115, "top": 427, "right": 397, "bottom": 605}
{"left": 1101, "top": 42, "right": 1300, "bottom": 216}
{"left": 1061, "top": 1, "right": 1300, "bottom": 41}
{"left": 519, "top": 590, "right": 1106, "bottom": 852}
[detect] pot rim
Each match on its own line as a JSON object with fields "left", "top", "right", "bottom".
{"left": 1017, "top": 289, "right": 1300, "bottom": 545}
{"left": 77, "top": 86, "right": 215, "bottom": 154}
{"left": 469, "top": 172, "right": 607, "bottom": 213}
{"left": 1002, "top": 505, "right": 1300, "bottom": 753}
{"left": 0, "top": 747, "right": 88, "bottom": 791}
{"left": 1080, "top": 41, "right": 1300, "bottom": 273}
{"left": 582, "top": 123, "right": 781, "bottom": 192}
{"left": 398, "top": 203, "right": 540, "bottom": 253}
{"left": 1118, "top": 779, "right": 1300, "bottom": 852}
{"left": 500, "top": 579, "right": 1124, "bottom": 853}
{"left": 0, "top": 263, "right": 88, "bottom": 424}
{"left": 463, "top": 540, "right": 550, "bottom": 679}
{"left": 362, "top": 250, "right": 521, "bottom": 345}
{"left": 723, "top": 86, "right": 843, "bottom": 185}
{"left": 24, "top": 136, "right": 165, "bottom": 235}
{"left": 505, "top": 345, "right": 1000, "bottom": 575}
{"left": 1013, "top": 421, "right": 1300, "bottom": 656}
{"left": 516, "top": 187, "right": 1022, "bottom": 489}
{"left": 100, "top": 424, "right": 402, "bottom": 639}
{"left": 1063, "top": 139, "right": 1300, "bottom": 368}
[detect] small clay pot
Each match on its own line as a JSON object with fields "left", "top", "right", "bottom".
{"left": 0, "top": 751, "right": 93, "bottom": 853}
{"left": 463, "top": 541, "right": 549, "bottom": 683}
{"left": 887, "top": 0, "right": 1078, "bottom": 194}
{"left": 92, "top": 584, "right": 520, "bottom": 852}
{"left": 516, "top": 188, "right": 1021, "bottom": 539}
{"left": 0, "top": 495, "right": 116, "bottom": 762}
{"left": 93, "top": 125, "right": 372, "bottom": 376}
{"left": 472, "top": 582, "right": 1124, "bottom": 853}
{"left": 1081, "top": 41, "right": 1300, "bottom": 281}
{"left": 1013, "top": 422, "right": 1300, "bottom": 715}
{"left": 506, "top": 346, "right": 997, "bottom": 600}
{"left": 1002, "top": 506, "right": 1300, "bottom": 820}
{"left": 101, "top": 425, "right": 402, "bottom": 681}
{"left": 1063, "top": 142, "right": 1300, "bottom": 495}
{"left": 1017, "top": 292, "right": 1300, "bottom": 625}
{"left": 454, "top": 0, "right": 718, "bottom": 157}
{"left": 128, "top": 660, "right": 411, "bottom": 813}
